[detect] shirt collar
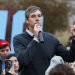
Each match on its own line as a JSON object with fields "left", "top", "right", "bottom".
{"left": 26, "top": 29, "right": 34, "bottom": 37}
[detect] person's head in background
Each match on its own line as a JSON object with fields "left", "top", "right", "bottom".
{"left": 48, "top": 64, "right": 75, "bottom": 75}
{"left": 6, "top": 54, "right": 19, "bottom": 72}
{"left": 0, "top": 39, "right": 10, "bottom": 61}
{"left": 25, "top": 5, "right": 43, "bottom": 32}
{"left": 69, "top": 21, "right": 75, "bottom": 36}
{"left": 45, "top": 56, "right": 64, "bottom": 75}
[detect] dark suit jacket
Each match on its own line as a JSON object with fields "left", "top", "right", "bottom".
{"left": 13, "top": 32, "right": 75, "bottom": 75}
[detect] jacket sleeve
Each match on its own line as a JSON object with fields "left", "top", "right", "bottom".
{"left": 70, "top": 39, "right": 75, "bottom": 59}
{"left": 6, "top": 72, "right": 12, "bottom": 75}
{"left": 55, "top": 38, "right": 75, "bottom": 62}
{"left": 13, "top": 35, "right": 39, "bottom": 66}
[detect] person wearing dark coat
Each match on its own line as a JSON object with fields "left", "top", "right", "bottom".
{"left": 13, "top": 6, "right": 75, "bottom": 75}
{"left": 0, "top": 59, "right": 2, "bottom": 75}
{"left": 0, "top": 39, "right": 10, "bottom": 75}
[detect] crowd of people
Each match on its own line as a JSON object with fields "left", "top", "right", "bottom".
{"left": 1, "top": 5, "right": 75, "bottom": 75}
{"left": 0, "top": 39, "right": 19, "bottom": 75}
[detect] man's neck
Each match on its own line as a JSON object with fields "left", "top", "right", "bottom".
{"left": 28, "top": 27, "right": 34, "bottom": 33}
{"left": 26, "top": 29, "right": 34, "bottom": 37}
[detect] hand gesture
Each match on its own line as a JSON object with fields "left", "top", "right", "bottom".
{"left": 34, "top": 23, "right": 42, "bottom": 38}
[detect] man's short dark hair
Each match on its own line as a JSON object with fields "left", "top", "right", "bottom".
{"left": 25, "top": 6, "right": 42, "bottom": 19}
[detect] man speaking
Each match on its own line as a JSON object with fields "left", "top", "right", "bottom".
{"left": 13, "top": 6, "right": 75, "bottom": 75}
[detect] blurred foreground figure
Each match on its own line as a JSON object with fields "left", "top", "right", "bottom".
{"left": 45, "top": 56, "right": 64, "bottom": 75}
{"left": 67, "top": 22, "right": 75, "bottom": 50}
{"left": 48, "top": 64, "right": 75, "bottom": 75}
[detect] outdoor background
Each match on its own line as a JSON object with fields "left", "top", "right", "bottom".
{"left": 0, "top": 0, "right": 75, "bottom": 52}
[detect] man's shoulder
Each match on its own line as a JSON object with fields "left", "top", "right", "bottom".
{"left": 44, "top": 32, "right": 58, "bottom": 41}
{"left": 44, "top": 32, "right": 55, "bottom": 37}
{"left": 13, "top": 32, "right": 27, "bottom": 39}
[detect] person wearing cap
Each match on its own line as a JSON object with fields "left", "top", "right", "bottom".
{"left": 13, "top": 6, "right": 75, "bottom": 75}
{"left": 5, "top": 54, "right": 19, "bottom": 75}
{"left": 0, "top": 39, "right": 11, "bottom": 75}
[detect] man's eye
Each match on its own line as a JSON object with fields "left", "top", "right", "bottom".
{"left": 38, "top": 14, "right": 42, "bottom": 17}
{"left": 31, "top": 14, "right": 42, "bottom": 18}
{"left": 31, "top": 15, "right": 36, "bottom": 18}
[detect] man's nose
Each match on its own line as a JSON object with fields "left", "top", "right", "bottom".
{"left": 36, "top": 18, "right": 39, "bottom": 22}
{"left": 36, "top": 16, "right": 40, "bottom": 21}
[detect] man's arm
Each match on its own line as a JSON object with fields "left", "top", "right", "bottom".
{"left": 13, "top": 35, "right": 39, "bottom": 65}
{"left": 55, "top": 38, "right": 75, "bottom": 62}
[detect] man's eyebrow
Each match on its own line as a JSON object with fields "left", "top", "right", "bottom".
{"left": 31, "top": 13, "right": 42, "bottom": 16}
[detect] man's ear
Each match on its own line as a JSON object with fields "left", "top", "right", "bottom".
{"left": 23, "top": 20, "right": 29, "bottom": 30}
{"left": 26, "top": 19, "right": 28, "bottom": 24}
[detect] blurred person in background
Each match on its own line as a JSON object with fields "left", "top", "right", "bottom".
{"left": 66, "top": 21, "right": 75, "bottom": 50}
{"left": 0, "top": 39, "right": 11, "bottom": 75}
{"left": 13, "top": 6, "right": 75, "bottom": 75}
{"left": 66, "top": 22, "right": 75, "bottom": 71}
{"left": 5, "top": 54, "right": 19, "bottom": 75}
